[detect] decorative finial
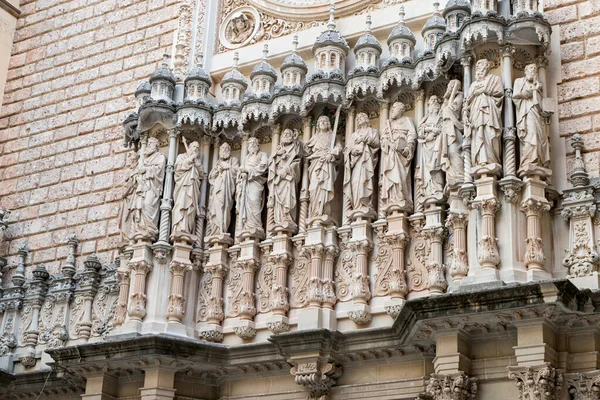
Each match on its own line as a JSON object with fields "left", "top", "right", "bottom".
{"left": 570, "top": 133, "right": 590, "bottom": 187}
{"left": 197, "top": 51, "right": 204, "bottom": 68}
{"left": 292, "top": 35, "right": 299, "bottom": 53}
{"left": 365, "top": 13, "right": 372, "bottom": 33}
{"left": 433, "top": 1, "right": 440, "bottom": 13}
{"left": 162, "top": 53, "right": 169, "bottom": 67}
{"left": 233, "top": 52, "right": 239, "bottom": 69}
{"left": 262, "top": 44, "right": 269, "bottom": 60}
{"left": 399, "top": 5, "right": 406, "bottom": 24}
{"left": 327, "top": 0, "right": 336, "bottom": 30}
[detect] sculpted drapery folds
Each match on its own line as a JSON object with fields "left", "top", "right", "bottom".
{"left": 206, "top": 142, "right": 240, "bottom": 238}
{"left": 172, "top": 140, "right": 203, "bottom": 240}
{"left": 306, "top": 115, "right": 342, "bottom": 225}
{"left": 236, "top": 137, "right": 268, "bottom": 239}
{"left": 119, "top": 150, "right": 140, "bottom": 242}
{"left": 441, "top": 79, "right": 464, "bottom": 189}
{"left": 120, "top": 137, "right": 166, "bottom": 242}
{"left": 380, "top": 102, "right": 417, "bottom": 214}
{"left": 465, "top": 59, "right": 504, "bottom": 174}
{"left": 416, "top": 95, "right": 445, "bottom": 203}
{"left": 268, "top": 128, "right": 303, "bottom": 232}
{"left": 513, "top": 63, "right": 551, "bottom": 176}
{"left": 343, "top": 112, "right": 380, "bottom": 219}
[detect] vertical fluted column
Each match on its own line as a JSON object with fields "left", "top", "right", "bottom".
{"left": 127, "top": 260, "right": 153, "bottom": 321}
{"left": 424, "top": 227, "right": 448, "bottom": 295}
{"left": 502, "top": 45, "right": 517, "bottom": 178}
{"left": 537, "top": 56, "right": 548, "bottom": 97}
{"left": 474, "top": 199, "right": 501, "bottom": 270}
{"left": 389, "top": 233, "right": 409, "bottom": 299}
{"left": 415, "top": 90, "right": 425, "bottom": 128}
{"left": 158, "top": 128, "right": 179, "bottom": 244}
{"left": 76, "top": 254, "right": 102, "bottom": 341}
{"left": 321, "top": 246, "right": 338, "bottom": 309}
{"left": 378, "top": 101, "right": 390, "bottom": 220}
{"left": 461, "top": 56, "right": 474, "bottom": 193}
{"left": 114, "top": 268, "right": 130, "bottom": 326}
{"left": 166, "top": 261, "right": 191, "bottom": 322}
{"left": 350, "top": 240, "right": 371, "bottom": 304}
{"left": 299, "top": 117, "right": 312, "bottom": 233}
{"left": 521, "top": 199, "right": 550, "bottom": 271}
{"left": 415, "top": 90, "right": 426, "bottom": 213}
{"left": 269, "top": 254, "right": 291, "bottom": 319}
{"left": 201, "top": 263, "right": 226, "bottom": 342}
{"left": 343, "top": 108, "right": 355, "bottom": 226}
{"left": 446, "top": 213, "right": 469, "bottom": 282}
{"left": 307, "top": 245, "right": 324, "bottom": 307}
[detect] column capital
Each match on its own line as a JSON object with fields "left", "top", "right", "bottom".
{"left": 508, "top": 363, "right": 562, "bottom": 400}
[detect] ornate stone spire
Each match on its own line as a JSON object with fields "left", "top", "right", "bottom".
{"left": 327, "top": 0, "right": 336, "bottom": 31}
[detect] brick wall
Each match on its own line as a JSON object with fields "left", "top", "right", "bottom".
{"left": 0, "top": 0, "right": 178, "bottom": 274}
{"left": 545, "top": 0, "right": 600, "bottom": 179}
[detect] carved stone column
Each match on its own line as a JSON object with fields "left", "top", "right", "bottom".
{"left": 233, "top": 258, "right": 259, "bottom": 339}
{"left": 299, "top": 116, "right": 312, "bottom": 233}
{"left": 307, "top": 244, "right": 325, "bottom": 308}
{"left": 508, "top": 363, "right": 562, "bottom": 400}
{"left": 114, "top": 249, "right": 132, "bottom": 327}
{"left": 562, "top": 134, "right": 599, "bottom": 288}
{"left": 537, "top": 55, "right": 549, "bottom": 97}
{"left": 267, "top": 124, "right": 282, "bottom": 237}
{"left": 75, "top": 254, "right": 102, "bottom": 342}
{"left": 127, "top": 260, "right": 153, "bottom": 321}
{"left": 199, "top": 238, "right": 231, "bottom": 342}
{"left": 474, "top": 198, "right": 501, "bottom": 271}
{"left": 445, "top": 213, "right": 469, "bottom": 283}
{"left": 267, "top": 252, "right": 292, "bottom": 334}
{"left": 348, "top": 240, "right": 372, "bottom": 325}
{"left": 461, "top": 56, "right": 472, "bottom": 96}
{"left": 19, "top": 264, "right": 49, "bottom": 368}
{"left": 195, "top": 134, "right": 211, "bottom": 246}
{"left": 322, "top": 245, "right": 338, "bottom": 310}
{"left": 166, "top": 261, "right": 192, "bottom": 324}
{"left": 521, "top": 199, "right": 550, "bottom": 272}
{"left": 157, "top": 127, "right": 179, "bottom": 245}
{"left": 424, "top": 226, "right": 448, "bottom": 296}
{"left": 459, "top": 56, "right": 475, "bottom": 202}
{"left": 419, "top": 372, "right": 478, "bottom": 400}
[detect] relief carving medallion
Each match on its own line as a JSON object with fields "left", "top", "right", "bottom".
{"left": 220, "top": 7, "right": 262, "bottom": 49}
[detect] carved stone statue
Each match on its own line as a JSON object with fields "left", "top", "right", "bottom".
{"left": 236, "top": 137, "right": 268, "bottom": 239}
{"left": 306, "top": 115, "right": 342, "bottom": 225}
{"left": 416, "top": 96, "right": 445, "bottom": 204}
{"left": 172, "top": 140, "right": 203, "bottom": 241}
{"left": 118, "top": 150, "right": 140, "bottom": 243}
{"left": 513, "top": 63, "right": 551, "bottom": 177}
{"left": 206, "top": 142, "right": 239, "bottom": 239}
{"left": 465, "top": 59, "right": 504, "bottom": 176}
{"left": 343, "top": 112, "right": 380, "bottom": 219}
{"left": 441, "top": 79, "right": 464, "bottom": 189}
{"left": 268, "top": 128, "right": 303, "bottom": 232}
{"left": 380, "top": 102, "right": 417, "bottom": 214}
{"left": 226, "top": 12, "right": 255, "bottom": 45}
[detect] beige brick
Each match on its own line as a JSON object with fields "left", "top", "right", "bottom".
{"left": 561, "top": 56, "right": 600, "bottom": 80}
{"left": 559, "top": 116, "right": 593, "bottom": 136}
{"left": 586, "top": 35, "right": 600, "bottom": 56}
{"left": 559, "top": 77, "right": 600, "bottom": 102}
{"left": 546, "top": 5, "right": 578, "bottom": 25}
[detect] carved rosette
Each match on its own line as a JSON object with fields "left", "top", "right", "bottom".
{"left": 291, "top": 361, "right": 343, "bottom": 400}
{"left": 421, "top": 372, "right": 478, "bottom": 400}
{"left": 508, "top": 364, "right": 563, "bottom": 400}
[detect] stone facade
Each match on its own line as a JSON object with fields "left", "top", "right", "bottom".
{"left": 0, "top": 1, "right": 600, "bottom": 400}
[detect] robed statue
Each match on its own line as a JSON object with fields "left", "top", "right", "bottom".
{"left": 513, "top": 63, "right": 551, "bottom": 177}
{"left": 441, "top": 79, "right": 464, "bottom": 189}
{"left": 268, "top": 128, "right": 302, "bottom": 233}
{"left": 343, "top": 112, "right": 380, "bottom": 219}
{"left": 306, "top": 115, "right": 342, "bottom": 225}
{"left": 465, "top": 58, "right": 504, "bottom": 176}
{"left": 416, "top": 96, "right": 445, "bottom": 205}
{"left": 206, "top": 142, "right": 239, "bottom": 239}
{"left": 380, "top": 102, "right": 417, "bottom": 214}
{"left": 119, "top": 150, "right": 140, "bottom": 243}
{"left": 236, "top": 137, "right": 268, "bottom": 239}
{"left": 172, "top": 139, "right": 203, "bottom": 241}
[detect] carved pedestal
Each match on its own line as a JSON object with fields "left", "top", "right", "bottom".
{"left": 124, "top": 241, "right": 154, "bottom": 332}
{"left": 199, "top": 235, "right": 232, "bottom": 342}
{"left": 229, "top": 239, "right": 260, "bottom": 340}
{"left": 266, "top": 232, "right": 293, "bottom": 334}
{"left": 165, "top": 241, "right": 193, "bottom": 336}
{"left": 114, "top": 248, "right": 132, "bottom": 327}
{"left": 521, "top": 176, "right": 551, "bottom": 281}
{"left": 423, "top": 202, "right": 448, "bottom": 296}
{"left": 298, "top": 226, "right": 338, "bottom": 331}
{"left": 347, "top": 218, "right": 373, "bottom": 325}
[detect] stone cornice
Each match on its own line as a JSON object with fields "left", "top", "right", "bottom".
{"left": 44, "top": 281, "right": 596, "bottom": 384}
